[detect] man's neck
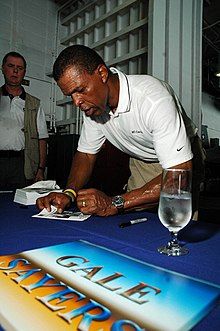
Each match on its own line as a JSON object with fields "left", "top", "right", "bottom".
{"left": 107, "top": 73, "right": 119, "bottom": 113}
{"left": 5, "top": 84, "right": 23, "bottom": 97}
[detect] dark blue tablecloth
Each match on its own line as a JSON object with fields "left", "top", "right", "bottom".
{"left": 0, "top": 193, "right": 220, "bottom": 330}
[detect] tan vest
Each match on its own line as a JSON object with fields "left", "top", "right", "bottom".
{"left": 24, "top": 93, "right": 41, "bottom": 179}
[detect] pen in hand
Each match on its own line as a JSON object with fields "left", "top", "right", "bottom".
{"left": 119, "top": 217, "right": 148, "bottom": 228}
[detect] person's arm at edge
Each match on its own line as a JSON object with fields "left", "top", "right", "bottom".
{"left": 34, "top": 138, "right": 47, "bottom": 181}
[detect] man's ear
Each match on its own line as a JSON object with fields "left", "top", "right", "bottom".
{"left": 97, "top": 64, "right": 109, "bottom": 83}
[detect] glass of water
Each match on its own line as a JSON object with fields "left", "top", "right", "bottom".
{"left": 158, "top": 168, "right": 192, "bottom": 256}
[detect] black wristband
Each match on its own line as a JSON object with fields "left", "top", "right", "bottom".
{"left": 38, "top": 166, "right": 45, "bottom": 171}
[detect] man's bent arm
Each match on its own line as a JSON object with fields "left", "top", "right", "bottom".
{"left": 122, "top": 160, "right": 192, "bottom": 212}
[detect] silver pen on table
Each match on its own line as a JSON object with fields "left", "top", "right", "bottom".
{"left": 119, "top": 217, "right": 148, "bottom": 228}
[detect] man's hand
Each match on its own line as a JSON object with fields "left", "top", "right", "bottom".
{"left": 77, "top": 188, "right": 117, "bottom": 216}
{"left": 34, "top": 168, "right": 45, "bottom": 182}
{"left": 36, "top": 192, "right": 72, "bottom": 213}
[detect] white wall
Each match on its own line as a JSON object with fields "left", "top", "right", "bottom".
{"left": 0, "top": 0, "right": 58, "bottom": 121}
{"left": 148, "top": 0, "right": 203, "bottom": 132}
{"left": 1, "top": 0, "right": 219, "bottom": 142}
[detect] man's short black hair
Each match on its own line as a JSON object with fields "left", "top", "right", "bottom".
{"left": 53, "top": 45, "right": 106, "bottom": 81}
{"left": 2, "top": 51, "right": 27, "bottom": 69}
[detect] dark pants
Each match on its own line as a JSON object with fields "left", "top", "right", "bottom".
{"left": 0, "top": 151, "right": 28, "bottom": 190}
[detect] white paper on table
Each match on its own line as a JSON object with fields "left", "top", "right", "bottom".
{"left": 24, "top": 180, "right": 60, "bottom": 190}
{"left": 32, "top": 205, "right": 91, "bottom": 221}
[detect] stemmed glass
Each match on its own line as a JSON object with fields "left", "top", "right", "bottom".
{"left": 158, "top": 168, "right": 192, "bottom": 256}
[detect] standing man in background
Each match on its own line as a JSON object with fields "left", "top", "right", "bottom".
{"left": 0, "top": 51, "right": 48, "bottom": 190}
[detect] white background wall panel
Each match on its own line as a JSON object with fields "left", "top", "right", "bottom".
{"left": 1, "top": 0, "right": 216, "bottom": 140}
{"left": 148, "top": 0, "right": 203, "bottom": 133}
{"left": 0, "top": 0, "right": 58, "bottom": 120}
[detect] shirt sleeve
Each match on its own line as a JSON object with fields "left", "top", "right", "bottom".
{"left": 148, "top": 96, "right": 193, "bottom": 168}
{"left": 77, "top": 114, "right": 106, "bottom": 154}
{"left": 36, "top": 105, "right": 49, "bottom": 139}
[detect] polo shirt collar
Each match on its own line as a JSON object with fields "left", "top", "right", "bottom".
{"left": 1, "top": 84, "right": 26, "bottom": 100}
{"left": 109, "top": 67, "right": 131, "bottom": 116}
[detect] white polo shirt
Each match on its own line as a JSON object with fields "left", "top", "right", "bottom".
{"left": 78, "top": 68, "right": 196, "bottom": 169}
{"left": 0, "top": 94, "right": 48, "bottom": 151}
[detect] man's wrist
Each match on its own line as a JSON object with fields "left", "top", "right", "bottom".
{"left": 38, "top": 166, "right": 45, "bottom": 171}
{"left": 112, "top": 195, "right": 125, "bottom": 214}
{"left": 63, "top": 188, "right": 77, "bottom": 202}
